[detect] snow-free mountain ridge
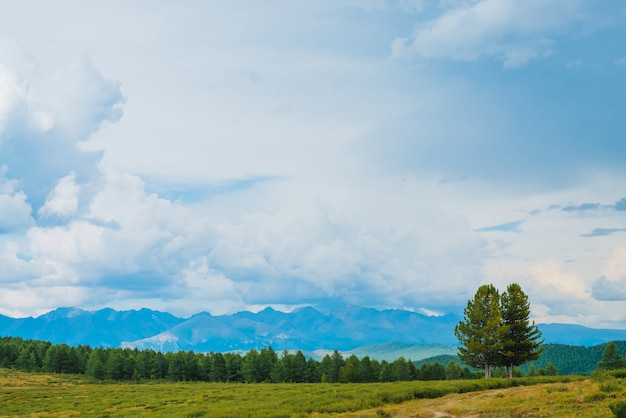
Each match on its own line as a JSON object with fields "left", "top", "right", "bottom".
{"left": 1, "top": 306, "right": 625, "bottom": 357}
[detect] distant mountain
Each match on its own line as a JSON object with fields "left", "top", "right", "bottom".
{"left": 537, "top": 323, "right": 626, "bottom": 346}
{"left": 345, "top": 342, "right": 458, "bottom": 362}
{"left": 1, "top": 306, "right": 626, "bottom": 355}
{"left": 122, "top": 306, "right": 461, "bottom": 352}
{"left": 0, "top": 307, "right": 183, "bottom": 347}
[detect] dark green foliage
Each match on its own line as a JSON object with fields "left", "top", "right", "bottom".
{"left": 210, "top": 352, "right": 227, "bottom": 382}
{"left": 86, "top": 347, "right": 106, "bottom": 380}
{"left": 455, "top": 284, "right": 507, "bottom": 378}
{"left": 500, "top": 283, "right": 543, "bottom": 378}
{"left": 445, "top": 360, "right": 463, "bottom": 380}
{"left": 608, "top": 369, "right": 626, "bottom": 378}
{"left": 224, "top": 352, "right": 243, "bottom": 382}
{"left": 520, "top": 341, "right": 626, "bottom": 376}
{"left": 43, "top": 344, "right": 83, "bottom": 374}
{"left": 543, "top": 362, "right": 558, "bottom": 376}
{"left": 599, "top": 341, "right": 626, "bottom": 370}
{"left": 0, "top": 335, "right": 623, "bottom": 385}
{"left": 610, "top": 401, "right": 626, "bottom": 418}
{"left": 358, "top": 356, "right": 376, "bottom": 382}
{"left": 166, "top": 352, "right": 186, "bottom": 381}
{"left": 456, "top": 283, "right": 543, "bottom": 378}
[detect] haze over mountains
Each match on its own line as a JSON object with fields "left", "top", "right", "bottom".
{"left": 1, "top": 306, "right": 626, "bottom": 360}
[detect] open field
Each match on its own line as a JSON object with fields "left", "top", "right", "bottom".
{"left": 0, "top": 369, "right": 623, "bottom": 417}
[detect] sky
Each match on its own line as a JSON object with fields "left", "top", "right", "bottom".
{"left": 0, "top": 0, "right": 625, "bottom": 328}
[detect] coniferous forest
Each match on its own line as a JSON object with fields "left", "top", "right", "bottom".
{"left": 0, "top": 336, "right": 480, "bottom": 383}
{"left": 1, "top": 336, "right": 625, "bottom": 383}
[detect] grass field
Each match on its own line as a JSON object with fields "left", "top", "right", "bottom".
{"left": 0, "top": 369, "right": 623, "bottom": 417}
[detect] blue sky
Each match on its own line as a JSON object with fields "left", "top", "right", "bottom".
{"left": 0, "top": 0, "right": 625, "bottom": 328}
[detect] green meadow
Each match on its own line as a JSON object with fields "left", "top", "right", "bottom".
{"left": 1, "top": 369, "right": 625, "bottom": 417}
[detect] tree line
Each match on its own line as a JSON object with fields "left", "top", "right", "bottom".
{"left": 0, "top": 336, "right": 483, "bottom": 383}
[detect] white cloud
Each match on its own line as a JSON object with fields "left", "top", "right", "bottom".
{"left": 0, "top": 242, "right": 38, "bottom": 283}
{"left": 0, "top": 2, "right": 624, "bottom": 330}
{"left": 592, "top": 275, "right": 626, "bottom": 301}
{"left": 529, "top": 260, "right": 589, "bottom": 299}
{"left": 0, "top": 62, "right": 25, "bottom": 136}
{"left": 0, "top": 285, "right": 87, "bottom": 318}
{"left": 591, "top": 246, "right": 626, "bottom": 301}
{"left": 38, "top": 172, "right": 80, "bottom": 218}
{"left": 392, "top": 0, "right": 586, "bottom": 67}
{"left": 603, "top": 246, "right": 626, "bottom": 280}
{"left": 27, "top": 57, "right": 124, "bottom": 141}
{"left": 0, "top": 174, "right": 32, "bottom": 231}
{"left": 0, "top": 47, "right": 124, "bottom": 217}
{"left": 202, "top": 178, "right": 488, "bottom": 310}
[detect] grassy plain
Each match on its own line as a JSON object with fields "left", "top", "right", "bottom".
{"left": 0, "top": 369, "right": 623, "bottom": 417}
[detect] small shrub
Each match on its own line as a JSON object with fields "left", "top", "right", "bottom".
{"left": 600, "top": 382, "right": 622, "bottom": 393}
{"left": 185, "top": 411, "right": 207, "bottom": 418}
{"left": 545, "top": 385, "right": 569, "bottom": 393}
{"left": 584, "top": 392, "right": 616, "bottom": 403}
{"left": 610, "top": 401, "right": 626, "bottom": 418}
{"left": 413, "top": 387, "right": 446, "bottom": 399}
{"left": 609, "top": 369, "right": 626, "bottom": 379}
{"left": 592, "top": 370, "right": 611, "bottom": 383}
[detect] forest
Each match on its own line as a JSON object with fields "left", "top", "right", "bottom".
{"left": 1, "top": 336, "right": 624, "bottom": 384}
{"left": 0, "top": 336, "right": 480, "bottom": 383}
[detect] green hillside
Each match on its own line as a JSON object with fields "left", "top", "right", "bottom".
{"left": 346, "top": 341, "right": 457, "bottom": 362}
{"left": 417, "top": 341, "right": 626, "bottom": 376}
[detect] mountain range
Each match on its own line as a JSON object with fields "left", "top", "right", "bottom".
{"left": 1, "top": 306, "right": 626, "bottom": 360}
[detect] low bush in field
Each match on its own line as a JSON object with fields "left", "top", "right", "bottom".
{"left": 609, "top": 369, "right": 626, "bottom": 379}
{"left": 610, "top": 401, "right": 626, "bottom": 418}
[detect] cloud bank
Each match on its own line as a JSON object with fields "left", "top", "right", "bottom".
{"left": 0, "top": 2, "right": 625, "bottom": 330}
{"left": 392, "top": 0, "right": 610, "bottom": 68}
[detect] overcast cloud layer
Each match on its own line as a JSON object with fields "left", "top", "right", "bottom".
{"left": 0, "top": 0, "right": 625, "bottom": 328}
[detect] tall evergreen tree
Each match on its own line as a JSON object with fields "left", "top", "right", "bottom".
{"left": 358, "top": 356, "right": 376, "bottom": 383}
{"left": 500, "top": 283, "right": 543, "bottom": 378}
{"left": 224, "top": 352, "right": 243, "bottom": 382}
{"left": 257, "top": 347, "right": 278, "bottom": 382}
{"left": 210, "top": 352, "right": 228, "bottom": 382}
{"left": 455, "top": 284, "right": 508, "bottom": 378}
{"left": 598, "top": 341, "right": 626, "bottom": 370}
{"left": 85, "top": 348, "right": 106, "bottom": 381}
{"left": 242, "top": 349, "right": 261, "bottom": 383}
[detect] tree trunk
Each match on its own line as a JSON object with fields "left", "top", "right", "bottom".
{"left": 509, "top": 362, "right": 514, "bottom": 379}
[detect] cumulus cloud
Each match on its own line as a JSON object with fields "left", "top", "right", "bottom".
{"left": 0, "top": 169, "right": 32, "bottom": 232}
{"left": 38, "top": 172, "right": 80, "bottom": 219}
{"left": 603, "top": 246, "right": 626, "bottom": 280}
{"left": 203, "top": 181, "right": 487, "bottom": 311}
{"left": 0, "top": 46, "right": 124, "bottom": 213}
{"left": 592, "top": 275, "right": 626, "bottom": 301}
{"left": 392, "top": 0, "right": 587, "bottom": 67}
{"left": 528, "top": 260, "right": 589, "bottom": 300}
{"left": 0, "top": 2, "right": 625, "bottom": 329}
{"left": 0, "top": 242, "right": 39, "bottom": 283}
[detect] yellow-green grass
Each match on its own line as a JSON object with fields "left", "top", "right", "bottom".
{"left": 334, "top": 378, "right": 626, "bottom": 417}
{"left": 0, "top": 369, "right": 621, "bottom": 417}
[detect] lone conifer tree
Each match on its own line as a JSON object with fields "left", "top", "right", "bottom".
{"left": 598, "top": 341, "right": 626, "bottom": 370}
{"left": 455, "top": 284, "right": 507, "bottom": 378}
{"left": 500, "top": 283, "right": 543, "bottom": 378}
